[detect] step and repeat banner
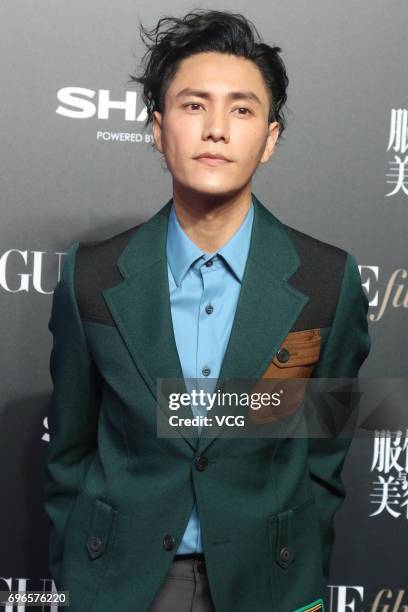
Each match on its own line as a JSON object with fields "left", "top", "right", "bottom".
{"left": 1, "top": 1, "right": 407, "bottom": 609}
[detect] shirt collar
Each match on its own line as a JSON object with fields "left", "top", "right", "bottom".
{"left": 166, "top": 196, "right": 254, "bottom": 287}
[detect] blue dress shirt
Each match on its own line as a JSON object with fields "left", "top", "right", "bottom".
{"left": 166, "top": 196, "right": 254, "bottom": 554}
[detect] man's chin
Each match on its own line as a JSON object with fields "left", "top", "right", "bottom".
{"left": 176, "top": 181, "right": 245, "bottom": 200}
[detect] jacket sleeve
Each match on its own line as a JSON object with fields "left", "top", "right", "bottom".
{"left": 43, "top": 241, "right": 102, "bottom": 588}
{"left": 307, "top": 251, "right": 371, "bottom": 581}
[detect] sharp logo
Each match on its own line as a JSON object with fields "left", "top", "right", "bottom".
{"left": 56, "top": 87, "right": 147, "bottom": 121}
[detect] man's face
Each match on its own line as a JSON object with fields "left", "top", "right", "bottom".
{"left": 152, "top": 51, "right": 280, "bottom": 198}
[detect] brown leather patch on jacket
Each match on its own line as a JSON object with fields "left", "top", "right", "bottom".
{"left": 263, "top": 327, "right": 321, "bottom": 378}
{"left": 249, "top": 328, "right": 321, "bottom": 425}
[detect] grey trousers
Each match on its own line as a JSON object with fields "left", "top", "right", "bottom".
{"left": 147, "top": 557, "right": 216, "bottom": 612}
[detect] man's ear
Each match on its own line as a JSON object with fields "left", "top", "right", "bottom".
{"left": 260, "top": 121, "right": 280, "bottom": 163}
{"left": 152, "top": 110, "right": 164, "bottom": 153}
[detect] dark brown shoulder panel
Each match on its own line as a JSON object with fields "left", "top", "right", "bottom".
{"left": 285, "top": 225, "right": 347, "bottom": 331}
{"left": 73, "top": 220, "right": 347, "bottom": 331}
{"left": 74, "top": 224, "right": 141, "bottom": 325}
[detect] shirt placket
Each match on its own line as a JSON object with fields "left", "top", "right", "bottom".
{"left": 191, "top": 255, "right": 220, "bottom": 434}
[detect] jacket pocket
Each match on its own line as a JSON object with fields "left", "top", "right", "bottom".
{"left": 60, "top": 493, "right": 118, "bottom": 596}
{"left": 249, "top": 329, "right": 321, "bottom": 425}
{"left": 268, "top": 496, "right": 325, "bottom": 610}
{"left": 264, "top": 328, "right": 321, "bottom": 378}
{"left": 86, "top": 499, "right": 117, "bottom": 560}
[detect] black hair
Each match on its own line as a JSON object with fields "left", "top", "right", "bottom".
{"left": 128, "top": 8, "right": 289, "bottom": 143}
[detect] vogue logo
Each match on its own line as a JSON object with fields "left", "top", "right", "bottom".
{"left": 0, "top": 250, "right": 66, "bottom": 293}
{"left": 56, "top": 87, "right": 147, "bottom": 122}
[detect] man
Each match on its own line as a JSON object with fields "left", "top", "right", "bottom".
{"left": 44, "top": 9, "right": 371, "bottom": 612}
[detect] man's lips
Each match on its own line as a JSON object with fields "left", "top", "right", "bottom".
{"left": 195, "top": 155, "right": 232, "bottom": 166}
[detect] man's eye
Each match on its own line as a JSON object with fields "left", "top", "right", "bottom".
{"left": 235, "top": 107, "right": 252, "bottom": 116}
{"left": 184, "top": 103, "right": 203, "bottom": 111}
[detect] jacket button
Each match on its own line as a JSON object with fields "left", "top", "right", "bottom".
{"left": 276, "top": 347, "right": 290, "bottom": 363}
{"left": 87, "top": 535, "right": 102, "bottom": 553}
{"left": 195, "top": 455, "right": 209, "bottom": 471}
{"left": 197, "top": 559, "right": 207, "bottom": 574}
{"left": 279, "top": 546, "right": 292, "bottom": 562}
{"left": 163, "top": 534, "right": 175, "bottom": 551}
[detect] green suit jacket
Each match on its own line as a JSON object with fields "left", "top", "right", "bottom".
{"left": 44, "top": 194, "right": 371, "bottom": 612}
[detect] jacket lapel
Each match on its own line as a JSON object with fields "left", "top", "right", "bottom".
{"left": 101, "top": 199, "right": 197, "bottom": 449}
{"left": 102, "top": 194, "right": 309, "bottom": 455}
{"left": 195, "top": 195, "right": 309, "bottom": 454}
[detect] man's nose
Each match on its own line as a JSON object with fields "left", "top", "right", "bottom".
{"left": 202, "top": 110, "right": 230, "bottom": 142}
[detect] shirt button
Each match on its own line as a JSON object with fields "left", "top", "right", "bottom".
{"left": 163, "top": 534, "right": 175, "bottom": 551}
{"left": 202, "top": 366, "right": 211, "bottom": 376}
{"left": 276, "top": 347, "right": 290, "bottom": 363}
{"left": 205, "top": 259, "right": 213, "bottom": 267}
{"left": 195, "top": 455, "right": 209, "bottom": 471}
{"left": 205, "top": 304, "right": 214, "bottom": 314}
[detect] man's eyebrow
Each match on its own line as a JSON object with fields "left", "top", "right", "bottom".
{"left": 175, "top": 88, "right": 262, "bottom": 106}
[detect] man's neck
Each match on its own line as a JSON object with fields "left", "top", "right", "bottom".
{"left": 171, "top": 186, "right": 253, "bottom": 253}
